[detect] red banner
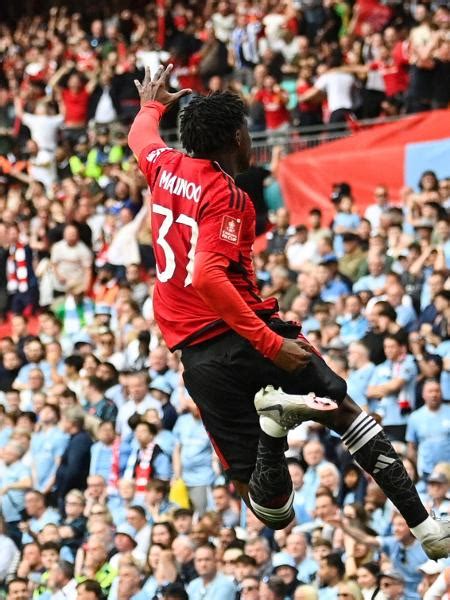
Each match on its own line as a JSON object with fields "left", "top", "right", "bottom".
{"left": 277, "top": 110, "right": 450, "bottom": 228}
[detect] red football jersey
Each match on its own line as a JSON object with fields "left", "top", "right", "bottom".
{"left": 138, "top": 143, "right": 277, "bottom": 351}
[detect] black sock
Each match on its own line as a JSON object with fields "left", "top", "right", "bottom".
{"left": 342, "top": 413, "right": 428, "bottom": 528}
{"left": 248, "top": 431, "right": 293, "bottom": 509}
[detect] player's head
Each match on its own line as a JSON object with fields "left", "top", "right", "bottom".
{"left": 180, "top": 92, "right": 251, "bottom": 172}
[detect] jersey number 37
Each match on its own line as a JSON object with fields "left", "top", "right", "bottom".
{"left": 153, "top": 204, "right": 199, "bottom": 287}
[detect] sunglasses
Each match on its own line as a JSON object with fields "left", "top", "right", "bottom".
{"left": 241, "top": 585, "right": 258, "bottom": 592}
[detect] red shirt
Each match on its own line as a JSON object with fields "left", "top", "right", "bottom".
{"left": 254, "top": 89, "right": 290, "bottom": 130}
{"left": 61, "top": 87, "right": 90, "bottom": 126}
{"left": 138, "top": 143, "right": 277, "bottom": 351}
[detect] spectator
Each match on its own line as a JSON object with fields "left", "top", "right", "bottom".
{"left": 186, "top": 543, "right": 236, "bottom": 599}
{"left": 116, "top": 371, "right": 162, "bottom": 438}
{"left": 20, "top": 490, "right": 60, "bottom": 545}
{"left": 285, "top": 532, "right": 318, "bottom": 584}
{"left": 172, "top": 398, "right": 215, "bottom": 516}
{"left": 0, "top": 442, "right": 32, "bottom": 547}
{"left": 406, "top": 379, "right": 450, "bottom": 479}
{"left": 367, "top": 333, "right": 418, "bottom": 441}
{"left": 317, "top": 553, "right": 345, "bottom": 598}
{"left": 378, "top": 571, "right": 406, "bottom": 600}
{"left": 85, "top": 376, "right": 118, "bottom": 423}
{"left": 211, "top": 485, "right": 240, "bottom": 528}
{"left": 50, "top": 225, "right": 93, "bottom": 296}
{"left": 46, "top": 560, "right": 77, "bottom": 600}
{"left": 6, "top": 223, "right": 39, "bottom": 316}
{"left": 56, "top": 408, "right": 93, "bottom": 507}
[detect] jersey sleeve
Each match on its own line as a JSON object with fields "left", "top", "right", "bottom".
{"left": 137, "top": 143, "right": 178, "bottom": 191}
{"left": 129, "top": 100, "right": 175, "bottom": 190}
{"left": 196, "top": 185, "right": 248, "bottom": 263}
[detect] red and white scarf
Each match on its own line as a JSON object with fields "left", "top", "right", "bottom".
{"left": 7, "top": 244, "right": 29, "bottom": 294}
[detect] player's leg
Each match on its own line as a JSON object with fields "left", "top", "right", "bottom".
{"left": 256, "top": 336, "right": 449, "bottom": 558}
{"left": 181, "top": 333, "right": 295, "bottom": 530}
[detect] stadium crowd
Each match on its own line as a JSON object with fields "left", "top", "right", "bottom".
{"left": 0, "top": 0, "right": 450, "bottom": 599}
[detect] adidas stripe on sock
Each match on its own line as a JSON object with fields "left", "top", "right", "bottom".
{"left": 248, "top": 488, "right": 295, "bottom": 524}
{"left": 341, "top": 412, "right": 382, "bottom": 454}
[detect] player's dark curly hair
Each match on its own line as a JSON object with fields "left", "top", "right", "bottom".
{"left": 180, "top": 91, "right": 246, "bottom": 155}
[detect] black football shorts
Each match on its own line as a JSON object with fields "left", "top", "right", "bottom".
{"left": 181, "top": 319, "right": 347, "bottom": 482}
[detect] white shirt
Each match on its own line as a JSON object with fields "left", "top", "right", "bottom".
{"left": 107, "top": 206, "right": 147, "bottom": 266}
{"left": 211, "top": 12, "right": 236, "bottom": 43}
{"left": 94, "top": 88, "right": 117, "bottom": 124}
{"left": 22, "top": 113, "right": 64, "bottom": 151}
{"left": 50, "top": 240, "right": 93, "bottom": 292}
{"left": 29, "top": 149, "right": 57, "bottom": 191}
{"left": 0, "top": 534, "right": 19, "bottom": 579}
{"left": 135, "top": 523, "right": 152, "bottom": 560}
{"left": 136, "top": 49, "right": 170, "bottom": 73}
{"left": 286, "top": 239, "right": 318, "bottom": 270}
{"left": 116, "top": 395, "right": 163, "bottom": 437}
{"left": 50, "top": 578, "right": 78, "bottom": 600}
{"left": 314, "top": 71, "right": 355, "bottom": 113}
{"left": 364, "top": 203, "right": 387, "bottom": 230}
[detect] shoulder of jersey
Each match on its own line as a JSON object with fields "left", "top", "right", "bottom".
{"left": 210, "top": 162, "right": 248, "bottom": 212}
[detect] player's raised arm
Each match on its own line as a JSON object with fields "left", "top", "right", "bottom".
{"left": 128, "top": 64, "right": 192, "bottom": 158}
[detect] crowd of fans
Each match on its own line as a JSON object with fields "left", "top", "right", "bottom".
{"left": 0, "top": 0, "right": 450, "bottom": 599}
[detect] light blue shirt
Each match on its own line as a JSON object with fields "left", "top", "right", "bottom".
{"left": 16, "top": 361, "right": 64, "bottom": 388}
{"left": 155, "top": 429, "right": 175, "bottom": 457}
{"left": 296, "top": 556, "right": 318, "bottom": 584}
{"left": 339, "top": 315, "right": 369, "bottom": 344}
{"left": 333, "top": 212, "right": 360, "bottom": 257}
{"left": 124, "top": 444, "right": 172, "bottom": 481}
{"left": 347, "top": 363, "right": 376, "bottom": 408}
{"left": 173, "top": 414, "right": 215, "bottom": 487}
{"left": 187, "top": 574, "right": 236, "bottom": 600}
{"left": 318, "top": 586, "right": 338, "bottom": 600}
{"left": 395, "top": 304, "right": 417, "bottom": 329}
{"left": 90, "top": 441, "right": 114, "bottom": 482}
{"left": 368, "top": 355, "right": 418, "bottom": 426}
{"left": 302, "top": 460, "right": 328, "bottom": 514}
{"left": 22, "top": 507, "right": 60, "bottom": 544}
{"left": 0, "top": 427, "right": 12, "bottom": 449}
{"left": 405, "top": 404, "right": 450, "bottom": 476}
{"left": 353, "top": 273, "right": 387, "bottom": 293}
{"left": 301, "top": 316, "right": 320, "bottom": 334}
{"left": 0, "top": 461, "right": 31, "bottom": 522}
{"left": 320, "top": 279, "right": 350, "bottom": 303}
{"left": 31, "top": 427, "right": 68, "bottom": 491}
{"left": 380, "top": 536, "right": 427, "bottom": 600}
{"left": 436, "top": 341, "right": 450, "bottom": 400}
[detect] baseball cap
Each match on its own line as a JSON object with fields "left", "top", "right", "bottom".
{"left": 72, "top": 332, "right": 93, "bottom": 346}
{"left": 115, "top": 523, "right": 137, "bottom": 545}
{"left": 379, "top": 570, "right": 404, "bottom": 583}
{"left": 319, "top": 255, "right": 338, "bottom": 266}
{"left": 272, "top": 552, "right": 297, "bottom": 572}
{"left": 414, "top": 218, "right": 434, "bottom": 230}
{"left": 426, "top": 473, "right": 448, "bottom": 485}
{"left": 94, "top": 304, "right": 112, "bottom": 316}
{"left": 149, "top": 376, "right": 172, "bottom": 396}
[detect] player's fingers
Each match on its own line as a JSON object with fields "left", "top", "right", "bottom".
{"left": 143, "top": 67, "right": 152, "bottom": 87}
{"left": 173, "top": 88, "right": 192, "bottom": 100}
{"left": 294, "top": 338, "right": 314, "bottom": 353}
{"left": 153, "top": 65, "right": 165, "bottom": 83}
{"left": 161, "top": 63, "right": 174, "bottom": 82}
{"left": 134, "top": 80, "right": 142, "bottom": 94}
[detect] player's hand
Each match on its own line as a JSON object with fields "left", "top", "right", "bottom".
{"left": 272, "top": 338, "right": 312, "bottom": 373}
{"left": 134, "top": 64, "right": 192, "bottom": 108}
